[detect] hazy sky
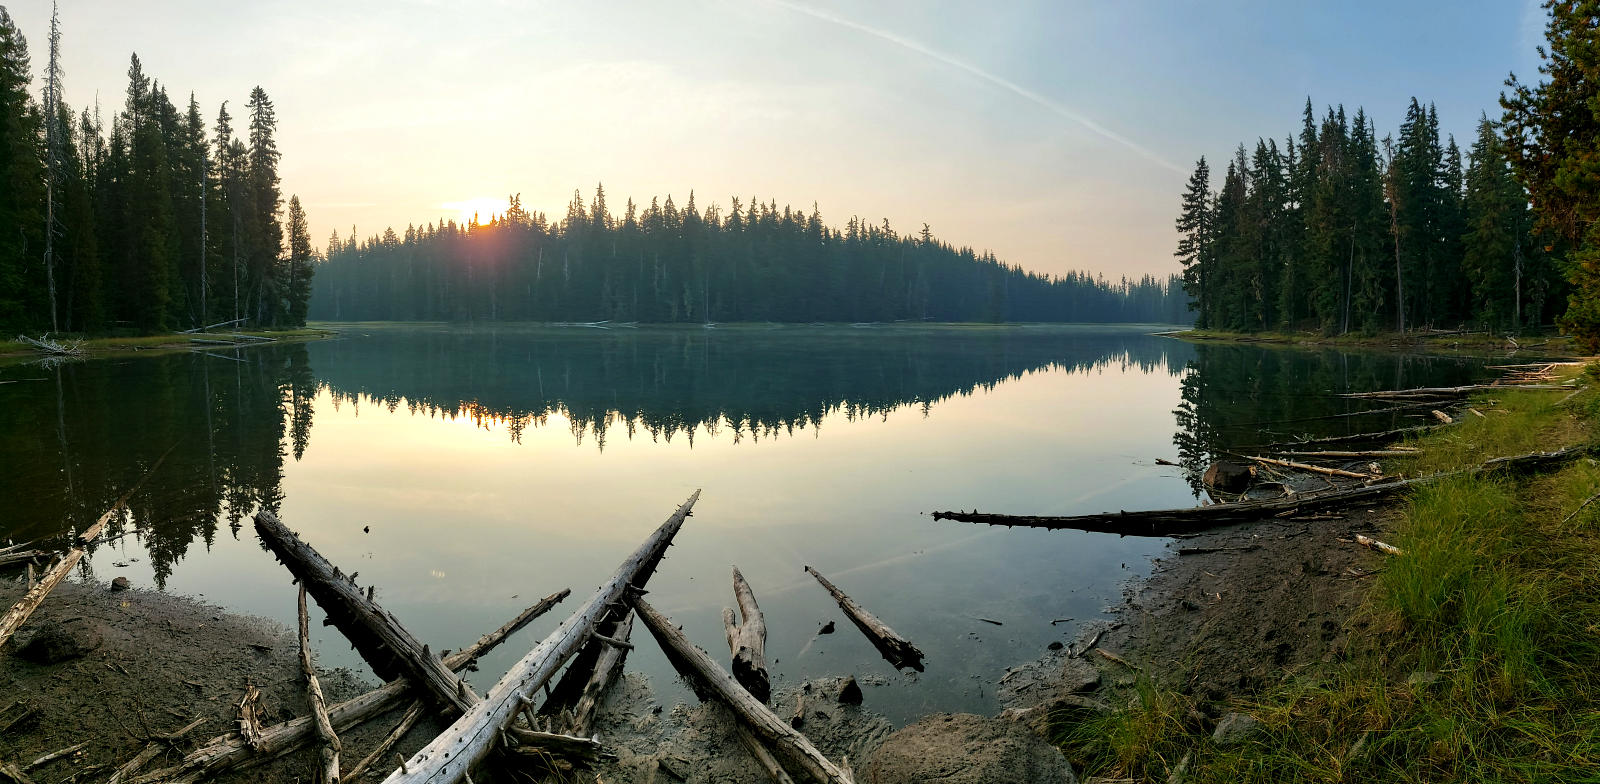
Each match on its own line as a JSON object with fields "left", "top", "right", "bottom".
{"left": 8, "top": 0, "right": 1547, "bottom": 280}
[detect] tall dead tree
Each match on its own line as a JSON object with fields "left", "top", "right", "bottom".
{"left": 41, "top": 1, "right": 62, "bottom": 332}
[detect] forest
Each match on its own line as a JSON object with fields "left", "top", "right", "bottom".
{"left": 1174, "top": 98, "right": 1555, "bottom": 335}
{"left": 310, "top": 190, "right": 1190, "bottom": 324}
{"left": 0, "top": 6, "right": 313, "bottom": 335}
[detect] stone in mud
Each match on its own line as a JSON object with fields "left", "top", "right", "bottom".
{"left": 17, "top": 621, "right": 103, "bottom": 664}
{"left": 110, "top": 576, "right": 131, "bottom": 591}
{"left": 1202, "top": 461, "right": 1253, "bottom": 492}
{"left": 863, "top": 713, "right": 1077, "bottom": 784}
{"left": 1211, "top": 712, "right": 1263, "bottom": 746}
{"left": 1060, "top": 658, "right": 1101, "bottom": 694}
{"left": 839, "top": 676, "right": 864, "bottom": 705}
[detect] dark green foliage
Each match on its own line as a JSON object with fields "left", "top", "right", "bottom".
{"left": 1180, "top": 97, "right": 1560, "bottom": 335}
{"left": 0, "top": 12, "right": 308, "bottom": 335}
{"left": 310, "top": 191, "right": 1189, "bottom": 324}
{"left": 1503, "top": 1, "right": 1600, "bottom": 351}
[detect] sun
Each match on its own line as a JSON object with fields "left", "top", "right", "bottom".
{"left": 440, "top": 196, "right": 510, "bottom": 225}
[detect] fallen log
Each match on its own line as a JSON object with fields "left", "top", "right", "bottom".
{"left": 1238, "top": 425, "right": 1438, "bottom": 451}
{"left": 344, "top": 702, "right": 423, "bottom": 782}
{"left": 0, "top": 550, "right": 47, "bottom": 569}
{"left": 1276, "top": 450, "right": 1419, "bottom": 459}
{"left": 299, "top": 585, "right": 342, "bottom": 784}
{"left": 737, "top": 724, "right": 798, "bottom": 784}
{"left": 1245, "top": 455, "right": 1374, "bottom": 480}
{"left": 1432, "top": 410, "right": 1455, "bottom": 424}
{"left": 0, "top": 447, "right": 172, "bottom": 648}
{"left": 567, "top": 612, "right": 634, "bottom": 735}
{"left": 804, "top": 566, "right": 924, "bottom": 673}
{"left": 128, "top": 590, "right": 570, "bottom": 784}
{"left": 22, "top": 742, "right": 86, "bottom": 772}
{"left": 502, "top": 727, "right": 607, "bottom": 766}
{"left": 256, "top": 510, "right": 478, "bottom": 714}
{"left": 930, "top": 445, "right": 1596, "bottom": 536}
{"left": 107, "top": 717, "right": 207, "bottom": 784}
{"left": 380, "top": 490, "right": 701, "bottom": 784}
{"left": 1354, "top": 534, "right": 1403, "bottom": 555}
{"left": 1343, "top": 383, "right": 1568, "bottom": 399}
{"left": 631, "top": 596, "right": 853, "bottom": 784}
{"left": 236, "top": 681, "right": 267, "bottom": 751}
{"left": 723, "top": 566, "right": 771, "bottom": 703}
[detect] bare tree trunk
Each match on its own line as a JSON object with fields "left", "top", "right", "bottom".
{"left": 42, "top": 2, "right": 61, "bottom": 333}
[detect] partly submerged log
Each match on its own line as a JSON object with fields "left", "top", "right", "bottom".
{"left": 804, "top": 566, "right": 924, "bottom": 673}
{"left": 1342, "top": 383, "right": 1569, "bottom": 399}
{"left": 299, "top": 586, "right": 342, "bottom": 784}
{"left": 256, "top": 510, "right": 478, "bottom": 714}
{"left": 0, "top": 448, "right": 172, "bottom": 648}
{"left": 931, "top": 445, "right": 1596, "bottom": 537}
{"left": 567, "top": 612, "right": 634, "bottom": 736}
{"left": 381, "top": 490, "right": 701, "bottom": 784}
{"left": 129, "top": 591, "right": 570, "bottom": 784}
{"left": 631, "top": 596, "right": 853, "bottom": 784}
{"left": 1241, "top": 424, "right": 1439, "bottom": 451}
{"left": 723, "top": 566, "right": 771, "bottom": 703}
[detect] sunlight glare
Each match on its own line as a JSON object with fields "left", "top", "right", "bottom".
{"left": 440, "top": 197, "right": 509, "bottom": 225}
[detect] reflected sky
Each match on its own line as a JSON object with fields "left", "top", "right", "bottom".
{"left": 0, "top": 325, "right": 1493, "bottom": 723}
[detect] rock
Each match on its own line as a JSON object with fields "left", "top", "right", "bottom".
{"left": 1202, "top": 461, "right": 1254, "bottom": 492}
{"left": 1047, "top": 640, "right": 1064, "bottom": 651}
{"left": 1211, "top": 712, "right": 1262, "bottom": 746}
{"left": 110, "top": 576, "right": 131, "bottom": 592}
{"left": 863, "top": 713, "right": 1077, "bottom": 784}
{"left": 17, "top": 621, "right": 103, "bottom": 664}
{"left": 1406, "top": 670, "right": 1442, "bottom": 688}
{"left": 839, "top": 676, "right": 863, "bottom": 705}
{"left": 819, "top": 621, "right": 835, "bottom": 634}
{"left": 1060, "top": 658, "right": 1102, "bottom": 694}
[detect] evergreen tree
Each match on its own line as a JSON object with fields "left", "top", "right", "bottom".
{"left": 1175, "top": 157, "right": 1213, "bottom": 326}
{"left": 0, "top": 7, "right": 43, "bottom": 333}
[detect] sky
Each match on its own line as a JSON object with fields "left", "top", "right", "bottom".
{"left": 7, "top": 0, "right": 1549, "bottom": 280}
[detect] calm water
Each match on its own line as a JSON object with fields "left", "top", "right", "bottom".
{"left": 0, "top": 325, "right": 1496, "bottom": 724}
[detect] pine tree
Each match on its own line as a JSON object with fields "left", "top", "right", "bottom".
{"left": 1175, "top": 157, "right": 1213, "bottom": 326}
{"left": 284, "top": 194, "right": 313, "bottom": 326}
{"left": 0, "top": 7, "right": 44, "bottom": 333}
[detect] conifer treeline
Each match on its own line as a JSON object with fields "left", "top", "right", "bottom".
{"left": 0, "top": 6, "right": 312, "bottom": 335}
{"left": 1176, "top": 98, "right": 1556, "bottom": 334}
{"left": 310, "top": 188, "right": 1190, "bottom": 324}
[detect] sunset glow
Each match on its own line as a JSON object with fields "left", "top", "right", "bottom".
{"left": 441, "top": 197, "right": 510, "bottom": 225}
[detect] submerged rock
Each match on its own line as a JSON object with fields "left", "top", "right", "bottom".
{"left": 17, "top": 621, "right": 103, "bottom": 664}
{"left": 1203, "top": 460, "right": 1254, "bottom": 492}
{"left": 110, "top": 576, "right": 131, "bottom": 592}
{"left": 863, "top": 712, "right": 1077, "bottom": 783}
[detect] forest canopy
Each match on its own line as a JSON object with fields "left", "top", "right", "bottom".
{"left": 311, "top": 188, "right": 1190, "bottom": 325}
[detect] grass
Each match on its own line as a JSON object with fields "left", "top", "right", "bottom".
{"left": 1055, "top": 366, "right": 1600, "bottom": 783}
{"left": 1177, "top": 328, "right": 1576, "bottom": 355}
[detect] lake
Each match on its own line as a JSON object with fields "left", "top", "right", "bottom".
{"left": 0, "top": 324, "right": 1498, "bottom": 724}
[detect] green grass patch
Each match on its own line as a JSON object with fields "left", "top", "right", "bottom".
{"left": 1055, "top": 376, "right": 1600, "bottom": 782}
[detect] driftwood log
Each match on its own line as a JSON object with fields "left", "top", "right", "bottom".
{"left": 737, "top": 725, "right": 798, "bottom": 784}
{"left": 631, "top": 596, "right": 854, "bottom": 784}
{"left": 0, "top": 448, "right": 172, "bottom": 648}
{"left": 566, "top": 612, "right": 634, "bottom": 735}
{"left": 344, "top": 702, "right": 424, "bottom": 781}
{"left": 1277, "top": 450, "right": 1418, "bottom": 459}
{"left": 804, "top": 566, "right": 924, "bottom": 672}
{"left": 1342, "top": 383, "right": 1569, "bottom": 399}
{"left": 128, "top": 590, "right": 569, "bottom": 784}
{"left": 722, "top": 566, "right": 771, "bottom": 703}
{"left": 381, "top": 490, "right": 701, "bottom": 784}
{"left": 931, "top": 446, "right": 1596, "bottom": 536}
{"left": 1239, "top": 424, "right": 1438, "bottom": 451}
{"left": 1244, "top": 455, "right": 1374, "bottom": 480}
{"left": 255, "top": 511, "right": 478, "bottom": 714}
{"left": 299, "top": 586, "right": 343, "bottom": 784}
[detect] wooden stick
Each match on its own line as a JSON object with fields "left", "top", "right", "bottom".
{"left": 344, "top": 701, "right": 425, "bottom": 782}
{"left": 930, "top": 445, "right": 1597, "bottom": 536}
{"left": 0, "top": 446, "right": 173, "bottom": 648}
{"left": 300, "top": 585, "right": 342, "bottom": 784}
{"left": 1237, "top": 424, "right": 1438, "bottom": 451}
{"left": 1432, "top": 410, "right": 1455, "bottom": 424}
{"left": 1354, "top": 534, "right": 1403, "bottom": 556}
{"left": 804, "top": 566, "right": 924, "bottom": 672}
{"left": 1563, "top": 490, "right": 1600, "bottom": 524}
{"left": 630, "top": 596, "right": 854, "bottom": 784}
{"left": 257, "top": 511, "right": 478, "bottom": 714}
{"left": 22, "top": 742, "right": 86, "bottom": 771}
{"left": 129, "top": 591, "right": 570, "bottom": 784}
{"left": 381, "top": 490, "right": 701, "bottom": 784}
{"left": 1276, "top": 450, "right": 1419, "bottom": 459}
{"left": 1245, "top": 455, "right": 1374, "bottom": 480}
{"left": 724, "top": 566, "right": 771, "bottom": 703}
{"left": 108, "top": 717, "right": 207, "bottom": 784}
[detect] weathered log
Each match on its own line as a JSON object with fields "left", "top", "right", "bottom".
{"left": 256, "top": 510, "right": 478, "bottom": 714}
{"left": 299, "top": 585, "right": 342, "bottom": 784}
{"left": 128, "top": 590, "right": 569, "bottom": 784}
{"left": 345, "top": 702, "right": 424, "bottom": 782}
{"left": 381, "top": 490, "right": 701, "bottom": 784}
{"left": 1239, "top": 425, "right": 1439, "bottom": 451}
{"left": 1276, "top": 450, "right": 1419, "bottom": 459}
{"left": 0, "top": 551, "right": 47, "bottom": 569}
{"left": 0, "top": 448, "right": 172, "bottom": 648}
{"left": 1354, "top": 534, "right": 1403, "bottom": 555}
{"left": 803, "top": 566, "right": 924, "bottom": 673}
{"left": 503, "top": 727, "right": 608, "bottom": 765}
{"left": 107, "top": 717, "right": 207, "bottom": 784}
{"left": 630, "top": 596, "right": 853, "bottom": 784}
{"left": 1342, "top": 383, "right": 1568, "bottom": 399}
{"left": 931, "top": 446, "right": 1596, "bottom": 536}
{"left": 1244, "top": 455, "right": 1374, "bottom": 480}
{"left": 0, "top": 761, "right": 36, "bottom": 784}
{"left": 567, "top": 612, "right": 634, "bottom": 736}
{"left": 22, "top": 742, "right": 85, "bottom": 772}
{"left": 1432, "top": 410, "right": 1455, "bottom": 424}
{"left": 723, "top": 566, "right": 771, "bottom": 703}
{"left": 737, "top": 724, "right": 797, "bottom": 784}
{"left": 237, "top": 681, "right": 267, "bottom": 752}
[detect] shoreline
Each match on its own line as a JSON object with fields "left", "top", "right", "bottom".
{"left": 1169, "top": 327, "right": 1578, "bottom": 356}
{"left": 0, "top": 328, "right": 338, "bottom": 361}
